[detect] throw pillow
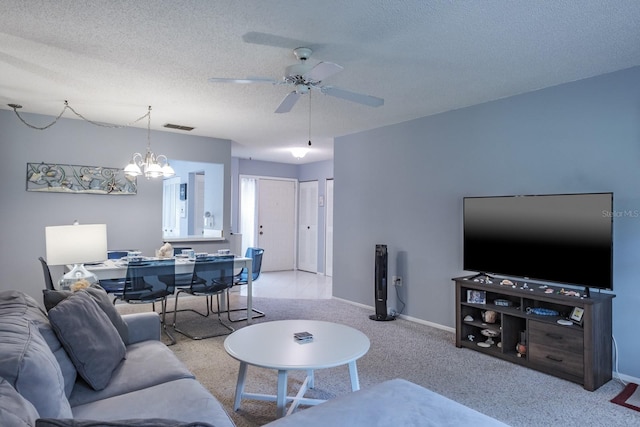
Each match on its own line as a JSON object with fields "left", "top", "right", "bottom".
{"left": 6, "top": 290, "right": 77, "bottom": 399}
{"left": 0, "top": 314, "right": 73, "bottom": 419}
{"left": 48, "top": 292, "right": 126, "bottom": 391}
{"left": 43, "top": 285, "right": 129, "bottom": 344}
{"left": 0, "top": 377, "right": 39, "bottom": 427}
{"left": 36, "top": 419, "right": 216, "bottom": 427}
{"left": 84, "top": 286, "right": 130, "bottom": 344}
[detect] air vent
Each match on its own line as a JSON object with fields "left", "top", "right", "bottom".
{"left": 163, "top": 123, "right": 195, "bottom": 131}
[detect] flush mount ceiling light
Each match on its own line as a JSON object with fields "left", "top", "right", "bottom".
{"left": 124, "top": 106, "right": 175, "bottom": 179}
{"left": 290, "top": 147, "right": 310, "bottom": 158}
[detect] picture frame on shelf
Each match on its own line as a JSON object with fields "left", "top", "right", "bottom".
{"left": 467, "top": 290, "right": 486, "bottom": 304}
{"left": 569, "top": 306, "right": 585, "bottom": 325}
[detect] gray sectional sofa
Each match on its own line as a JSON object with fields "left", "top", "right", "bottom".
{"left": 0, "top": 289, "right": 234, "bottom": 427}
{"left": 0, "top": 287, "right": 508, "bottom": 427}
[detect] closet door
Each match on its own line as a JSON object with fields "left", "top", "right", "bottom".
{"left": 325, "top": 179, "right": 334, "bottom": 277}
{"left": 298, "top": 180, "right": 318, "bottom": 273}
{"left": 257, "top": 179, "right": 296, "bottom": 271}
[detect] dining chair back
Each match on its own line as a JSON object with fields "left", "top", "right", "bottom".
{"left": 115, "top": 258, "right": 177, "bottom": 344}
{"left": 172, "top": 255, "right": 235, "bottom": 339}
{"left": 38, "top": 257, "right": 55, "bottom": 291}
{"left": 107, "top": 250, "right": 131, "bottom": 260}
{"left": 99, "top": 250, "right": 134, "bottom": 293}
{"left": 234, "top": 247, "right": 264, "bottom": 283}
{"left": 173, "top": 247, "right": 193, "bottom": 256}
{"left": 227, "top": 247, "right": 265, "bottom": 322}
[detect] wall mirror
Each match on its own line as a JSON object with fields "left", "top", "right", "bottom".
{"left": 162, "top": 160, "right": 224, "bottom": 241}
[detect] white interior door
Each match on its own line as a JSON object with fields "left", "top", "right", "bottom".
{"left": 298, "top": 180, "right": 318, "bottom": 273}
{"left": 258, "top": 179, "right": 296, "bottom": 271}
{"left": 325, "top": 179, "right": 334, "bottom": 277}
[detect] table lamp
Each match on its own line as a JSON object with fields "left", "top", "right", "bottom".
{"left": 45, "top": 223, "right": 108, "bottom": 290}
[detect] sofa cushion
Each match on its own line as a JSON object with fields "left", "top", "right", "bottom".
{"left": 69, "top": 340, "right": 194, "bottom": 407}
{"left": 48, "top": 292, "right": 126, "bottom": 391}
{"left": 70, "top": 378, "right": 234, "bottom": 427}
{"left": 43, "top": 285, "right": 129, "bottom": 344}
{"left": 0, "top": 377, "right": 39, "bottom": 427}
{"left": 0, "top": 290, "right": 77, "bottom": 398}
{"left": 36, "top": 419, "right": 215, "bottom": 427}
{"left": 0, "top": 310, "right": 73, "bottom": 418}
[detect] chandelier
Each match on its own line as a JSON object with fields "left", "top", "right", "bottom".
{"left": 124, "top": 106, "right": 175, "bottom": 179}
{"left": 7, "top": 101, "right": 174, "bottom": 179}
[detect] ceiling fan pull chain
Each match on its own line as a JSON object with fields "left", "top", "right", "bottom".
{"left": 308, "top": 90, "right": 312, "bottom": 146}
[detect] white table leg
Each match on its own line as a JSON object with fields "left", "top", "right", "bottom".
{"left": 233, "top": 362, "right": 248, "bottom": 411}
{"left": 348, "top": 360, "right": 360, "bottom": 391}
{"left": 246, "top": 258, "right": 253, "bottom": 323}
{"left": 276, "top": 369, "right": 288, "bottom": 418}
{"left": 307, "top": 369, "right": 315, "bottom": 389}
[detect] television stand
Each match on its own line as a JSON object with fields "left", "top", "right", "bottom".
{"left": 453, "top": 276, "right": 615, "bottom": 391}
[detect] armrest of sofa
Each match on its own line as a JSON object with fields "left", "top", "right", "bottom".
{"left": 263, "top": 378, "right": 509, "bottom": 427}
{"left": 121, "top": 312, "right": 161, "bottom": 344}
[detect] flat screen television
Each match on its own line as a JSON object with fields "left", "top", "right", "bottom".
{"left": 463, "top": 192, "right": 613, "bottom": 290}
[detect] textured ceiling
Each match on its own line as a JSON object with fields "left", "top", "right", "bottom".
{"left": 1, "top": 1, "right": 640, "bottom": 164}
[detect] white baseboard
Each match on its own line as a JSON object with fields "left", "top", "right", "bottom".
{"left": 331, "top": 296, "right": 635, "bottom": 381}
{"left": 331, "top": 296, "right": 455, "bottom": 333}
{"left": 614, "top": 372, "right": 640, "bottom": 385}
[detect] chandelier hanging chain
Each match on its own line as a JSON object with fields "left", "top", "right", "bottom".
{"left": 8, "top": 101, "right": 150, "bottom": 131}
{"left": 146, "top": 106, "right": 152, "bottom": 150}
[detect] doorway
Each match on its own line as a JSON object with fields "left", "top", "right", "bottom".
{"left": 298, "top": 180, "right": 318, "bottom": 273}
{"left": 239, "top": 177, "right": 296, "bottom": 272}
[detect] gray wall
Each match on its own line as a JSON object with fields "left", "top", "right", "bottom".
{"left": 334, "top": 66, "right": 640, "bottom": 379}
{"left": 0, "top": 111, "right": 232, "bottom": 301}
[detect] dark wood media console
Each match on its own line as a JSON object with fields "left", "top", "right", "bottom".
{"left": 453, "top": 276, "right": 615, "bottom": 391}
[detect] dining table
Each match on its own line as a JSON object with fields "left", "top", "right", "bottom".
{"left": 80, "top": 255, "right": 255, "bottom": 323}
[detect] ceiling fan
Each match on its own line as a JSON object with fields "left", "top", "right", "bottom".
{"left": 208, "top": 47, "right": 384, "bottom": 113}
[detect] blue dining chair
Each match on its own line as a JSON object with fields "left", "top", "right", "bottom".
{"left": 114, "top": 258, "right": 177, "bottom": 345}
{"left": 172, "top": 255, "right": 235, "bottom": 339}
{"left": 38, "top": 257, "right": 56, "bottom": 291}
{"left": 227, "top": 247, "right": 265, "bottom": 322}
{"left": 99, "top": 250, "right": 134, "bottom": 294}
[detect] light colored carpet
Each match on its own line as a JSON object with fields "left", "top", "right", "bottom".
{"left": 117, "top": 295, "right": 638, "bottom": 427}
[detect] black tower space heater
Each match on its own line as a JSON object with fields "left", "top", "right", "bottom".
{"left": 369, "top": 244, "right": 395, "bottom": 321}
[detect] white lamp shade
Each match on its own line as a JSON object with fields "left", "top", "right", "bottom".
{"left": 45, "top": 224, "right": 108, "bottom": 265}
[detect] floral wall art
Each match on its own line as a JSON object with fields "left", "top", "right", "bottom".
{"left": 26, "top": 162, "right": 137, "bottom": 195}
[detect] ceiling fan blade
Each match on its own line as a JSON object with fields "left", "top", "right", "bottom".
{"left": 304, "top": 62, "right": 343, "bottom": 82}
{"left": 274, "top": 91, "right": 302, "bottom": 113}
{"left": 320, "top": 86, "right": 384, "bottom": 107}
{"left": 208, "top": 77, "right": 278, "bottom": 84}
{"left": 242, "top": 31, "right": 321, "bottom": 51}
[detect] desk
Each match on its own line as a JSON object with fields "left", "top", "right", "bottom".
{"left": 83, "top": 256, "right": 254, "bottom": 323}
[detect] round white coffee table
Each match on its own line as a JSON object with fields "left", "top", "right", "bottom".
{"left": 224, "top": 319, "right": 370, "bottom": 418}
